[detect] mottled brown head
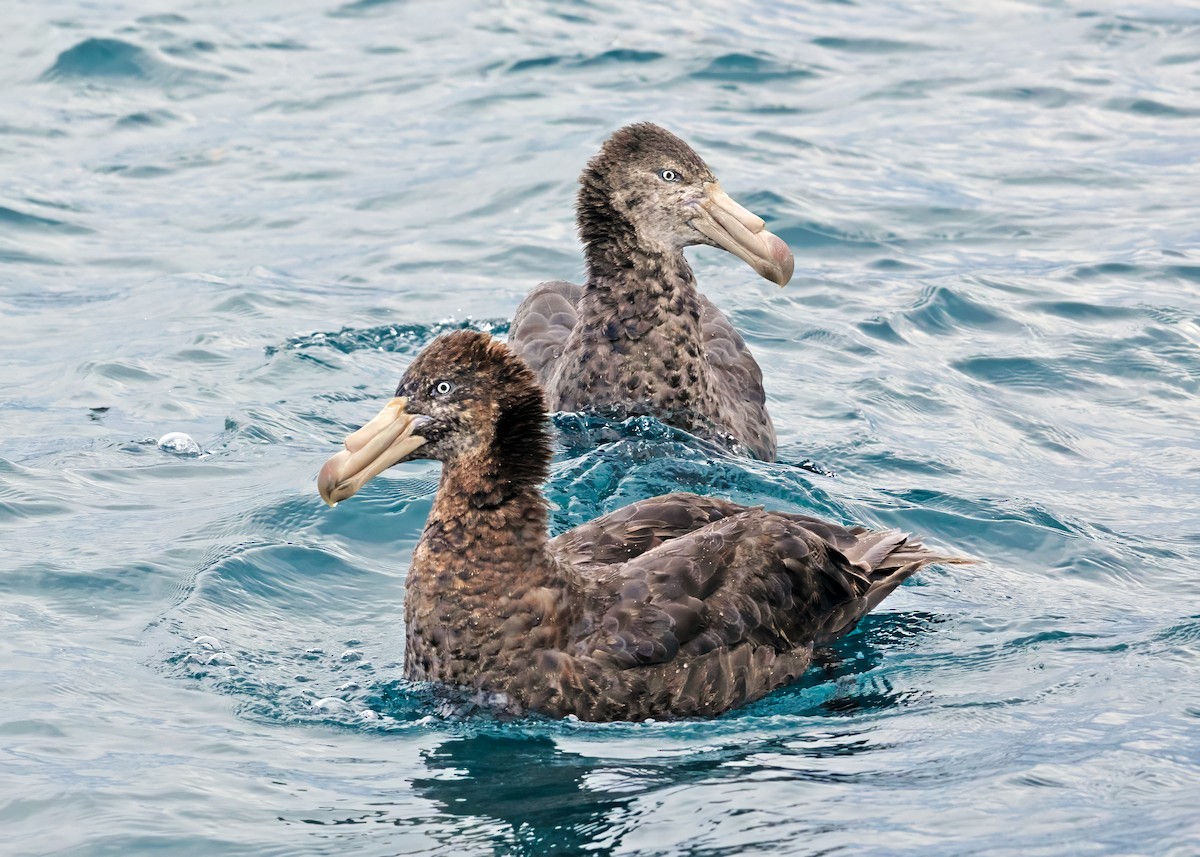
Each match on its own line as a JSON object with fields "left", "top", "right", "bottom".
{"left": 577, "top": 122, "right": 794, "bottom": 285}
{"left": 319, "top": 331, "right": 551, "bottom": 506}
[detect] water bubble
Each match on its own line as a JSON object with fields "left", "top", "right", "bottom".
{"left": 358, "top": 709, "right": 380, "bottom": 721}
{"left": 312, "top": 697, "right": 352, "bottom": 714}
{"left": 340, "top": 649, "right": 363, "bottom": 662}
{"left": 193, "top": 635, "right": 222, "bottom": 650}
{"left": 158, "top": 432, "right": 202, "bottom": 455}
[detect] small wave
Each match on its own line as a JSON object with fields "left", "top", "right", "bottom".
{"left": 905, "top": 285, "right": 1021, "bottom": 335}
{"left": 114, "top": 109, "right": 182, "bottom": 129}
{"left": 953, "top": 355, "right": 1098, "bottom": 393}
{"left": 266, "top": 318, "right": 510, "bottom": 357}
{"left": 547, "top": 413, "right": 846, "bottom": 531}
{"left": 692, "top": 53, "right": 819, "bottom": 83}
{"left": 507, "top": 55, "right": 563, "bottom": 73}
{"left": 971, "top": 86, "right": 1085, "bottom": 109}
{"left": 1102, "top": 97, "right": 1200, "bottom": 119}
{"left": 328, "top": 0, "right": 405, "bottom": 19}
{"left": 812, "top": 36, "right": 931, "bottom": 54}
{"left": 0, "top": 205, "right": 91, "bottom": 235}
{"left": 41, "top": 37, "right": 226, "bottom": 88}
{"left": 574, "top": 49, "right": 665, "bottom": 68}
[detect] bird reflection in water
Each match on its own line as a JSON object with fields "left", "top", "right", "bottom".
{"left": 411, "top": 734, "right": 636, "bottom": 856}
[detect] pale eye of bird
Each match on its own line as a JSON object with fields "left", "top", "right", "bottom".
{"left": 657, "top": 168, "right": 681, "bottom": 183}
{"left": 431, "top": 380, "right": 455, "bottom": 397}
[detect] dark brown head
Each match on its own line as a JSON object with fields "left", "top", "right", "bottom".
{"left": 318, "top": 331, "right": 551, "bottom": 506}
{"left": 577, "top": 122, "right": 794, "bottom": 285}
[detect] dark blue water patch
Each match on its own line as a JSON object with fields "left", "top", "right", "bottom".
{"left": 857, "top": 315, "right": 908, "bottom": 345}
{"left": 0, "top": 122, "right": 67, "bottom": 141}
{"left": 41, "top": 37, "right": 227, "bottom": 88}
{"left": 1086, "top": 19, "right": 1150, "bottom": 42}
{"left": 812, "top": 36, "right": 931, "bottom": 54}
{"left": 161, "top": 40, "right": 220, "bottom": 58}
{"left": 903, "top": 284, "right": 1021, "bottom": 335}
{"left": 507, "top": 55, "right": 564, "bottom": 73}
{"left": 135, "top": 13, "right": 189, "bottom": 25}
{"left": 1160, "top": 51, "right": 1200, "bottom": 66}
{"left": 1103, "top": 96, "right": 1200, "bottom": 118}
{"left": 0, "top": 244, "right": 60, "bottom": 265}
{"left": 868, "top": 258, "right": 924, "bottom": 272}
{"left": 93, "top": 163, "right": 177, "bottom": 179}
{"left": 114, "top": 109, "right": 182, "bottom": 128}
{"left": 328, "top": 0, "right": 406, "bottom": 18}
{"left": 729, "top": 188, "right": 792, "bottom": 216}
{"left": 243, "top": 39, "right": 311, "bottom": 52}
{"left": 573, "top": 49, "right": 666, "bottom": 68}
{"left": 1163, "top": 265, "right": 1200, "bottom": 284}
{"left": 1065, "top": 262, "right": 1141, "bottom": 281}
{"left": 776, "top": 221, "right": 890, "bottom": 254}
{"left": 952, "top": 355, "right": 1099, "bottom": 394}
{"left": 0, "top": 204, "right": 92, "bottom": 235}
{"left": 692, "top": 53, "right": 820, "bottom": 83}
{"left": 862, "top": 76, "right": 969, "bottom": 102}
{"left": 1028, "top": 300, "right": 1142, "bottom": 322}
{"left": 970, "top": 86, "right": 1086, "bottom": 109}
{"left": 1000, "top": 168, "right": 1138, "bottom": 189}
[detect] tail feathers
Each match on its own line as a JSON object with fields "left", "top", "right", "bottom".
{"left": 861, "top": 561, "right": 923, "bottom": 617}
{"left": 816, "top": 531, "right": 976, "bottom": 644}
{"left": 841, "top": 528, "right": 908, "bottom": 570}
{"left": 851, "top": 529, "right": 977, "bottom": 576}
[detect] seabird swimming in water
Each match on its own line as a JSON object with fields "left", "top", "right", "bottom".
{"left": 509, "top": 123, "right": 794, "bottom": 461}
{"left": 318, "top": 331, "right": 967, "bottom": 721}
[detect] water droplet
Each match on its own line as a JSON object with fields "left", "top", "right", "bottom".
{"left": 158, "top": 432, "right": 202, "bottom": 455}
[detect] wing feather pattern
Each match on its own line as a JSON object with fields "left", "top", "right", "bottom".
{"left": 508, "top": 280, "right": 582, "bottom": 387}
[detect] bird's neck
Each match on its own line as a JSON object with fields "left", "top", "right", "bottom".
{"left": 404, "top": 457, "right": 576, "bottom": 682}
{"left": 580, "top": 207, "right": 702, "bottom": 323}
{"left": 555, "top": 210, "right": 714, "bottom": 422}
{"left": 421, "top": 455, "right": 554, "bottom": 566}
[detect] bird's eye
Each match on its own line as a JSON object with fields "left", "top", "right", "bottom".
{"left": 657, "top": 168, "right": 681, "bottom": 183}
{"left": 431, "top": 380, "right": 455, "bottom": 397}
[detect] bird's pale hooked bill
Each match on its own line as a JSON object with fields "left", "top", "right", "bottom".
{"left": 693, "top": 182, "right": 794, "bottom": 287}
{"left": 318, "top": 397, "right": 429, "bottom": 506}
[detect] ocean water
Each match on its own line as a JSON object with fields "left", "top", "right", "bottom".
{"left": 2, "top": 0, "right": 1199, "bottom": 854}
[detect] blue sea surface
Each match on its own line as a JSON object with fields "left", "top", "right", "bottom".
{"left": 2, "top": 0, "right": 1199, "bottom": 854}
